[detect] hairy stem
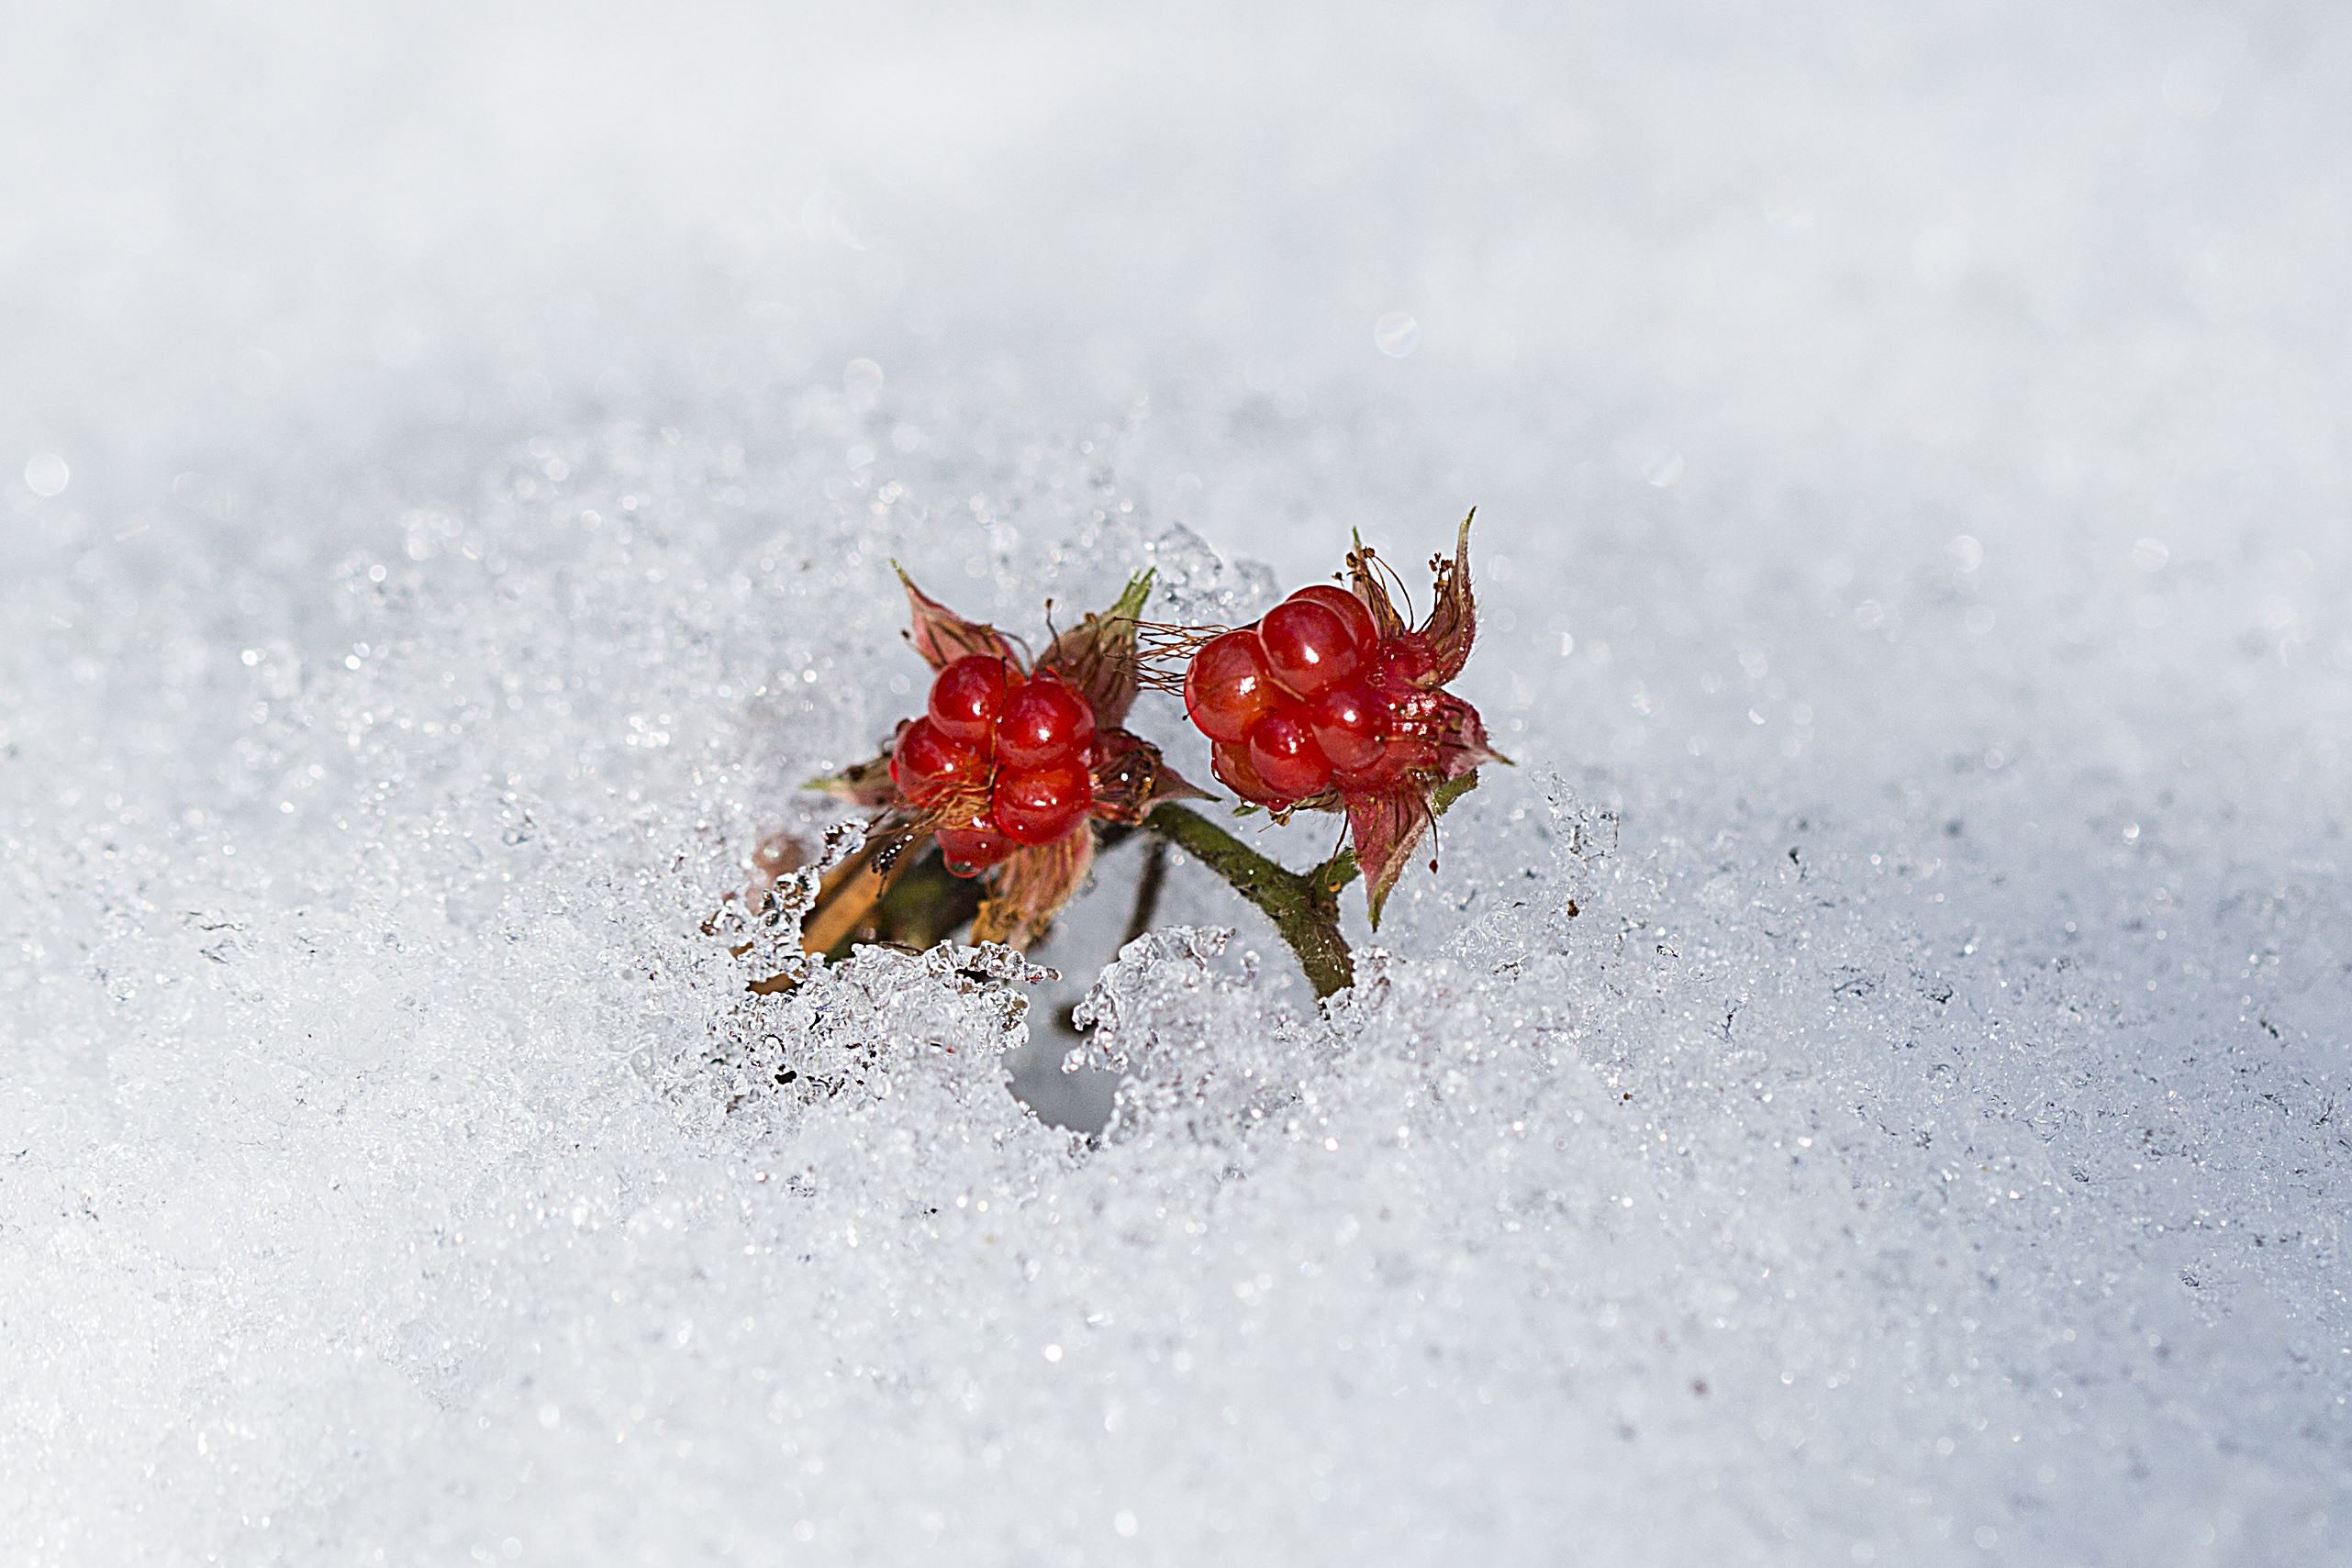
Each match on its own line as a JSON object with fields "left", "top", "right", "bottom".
{"left": 786, "top": 774, "right": 1478, "bottom": 1002}
{"left": 1140, "top": 772, "right": 1482, "bottom": 1000}
{"left": 1139, "top": 804, "right": 1356, "bottom": 997}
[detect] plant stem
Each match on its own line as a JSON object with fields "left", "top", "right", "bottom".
{"left": 786, "top": 773, "right": 1478, "bottom": 1001}
{"left": 1139, "top": 771, "right": 1482, "bottom": 1001}
{"left": 1139, "top": 803, "right": 1356, "bottom": 997}
{"left": 819, "top": 840, "right": 984, "bottom": 961}
{"left": 1120, "top": 837, "right": 1171, "bottom": 948}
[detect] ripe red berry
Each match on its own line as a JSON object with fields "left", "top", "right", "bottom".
{"left": 992, "top": 760, "right": 1094, "bottom": 846}
{"left": 1259, "top": 597, "right": 1365, "bottom": 700}
{"left": 890, "top": 717, "right": 986, "bottom": 805}
{"left": 1183, "top": 629, "right": 1280, "bottom": 743}
{"left": 936, "top": 821, "right": 1018, "bottom": 875}
{"left": 1244, "top": 707, "right": 1332, "bottom": 798}
{"left": 1372, "top": 633, "right": 1435, "bottom": 690}
{"left": 1309, "top": 684, "right": 1385, "bottom": 775}
{"left": 928, "top": 654, "right": 1020, "bottom": 744}
{"left": 994, "top": 671, "right": 1095, "bottom": 770}
{"left": 1209, "top": 739, "right": 1281, "bottom": 804}
{"left": 1288, "top": 584, "right": 1379, "bottom": 651}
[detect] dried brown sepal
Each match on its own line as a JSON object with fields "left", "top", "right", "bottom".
{"left": 971, "top": 828, "right": 1096, "bottom": 951}
{"left": 1434, "top": 691, "right": 1508, "bottom": 779}
{"left": 1039, "top": 572, "right": 1153, "bottom": 728}
{"left": 1418, "top": 509, "right": 1477, "bottom": 686}
{"left": 804, "top": 735, "right": 906, "bottom": 809}
{"left": 897, "top": 564, "right": 1020, "bottom": 670}
{"left": 1087, "top": 728, "right": 1210, "bottom": 825}
{"left": 1145, "top": 759, "right": 1213, "bottom": 807}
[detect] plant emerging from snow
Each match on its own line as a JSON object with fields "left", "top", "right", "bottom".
{"left": 786, "top": 514, "right": 1501, "bottom": 996}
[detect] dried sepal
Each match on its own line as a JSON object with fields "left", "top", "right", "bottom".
{"left": 1087, "top": 728, "right": 1214, "bottom": 825}
{"left": 897, "top": 564, "right": 1020, "bottom": 670}
{"left": 1434, "top": 692, "right": 1507, "bottom": 779}
{"left": 804, "top": 739, "right": 905, "bottom": 809}
{"left": 1086, "top": 728, "right": 1160, "bottom": 824}
{"left": 1343, "top": 511, "right": 1477, "bottom": 687}
{"left": 1419, "top": 509, "right": 1477, "bottom": 686}
{"left": 971, "top": 828, "right": 1096, "bottom": 951}
{"left": 1145, "top": 758, "right": 1212, "bottom": 807}
{"left": 1344, "top": 786, "right": 1435, "bottom": 930}
{"left": 1040, "top": 571, "right": 1154, "bottom": 728}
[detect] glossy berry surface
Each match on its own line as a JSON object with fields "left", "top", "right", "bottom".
{"left": 1182, "top": 629, "right": 1277, "bottom": 743}
{"left": 1309, "top": 684, "right": 1385, "bottom": 774}
{"left": 993, "top": 759, "right": 1093, "bottom": 845}
{"left": 1258, "top": 597, "right": 1364, "bottom": 699}
{"left": 897, "top": 662, "right": 1099, "bottom": 873}
{"left": 1288, "top": 583, "right": 1381, "bottom": 650}
{"left": 1209, "top": 739, "right": 1273, "bottom": 802}
{"left": 1245, "top": 709, "right": 1332, "bottom": 798}
{"left": 928, "top": 654, "right": 1020, "bottom": 744}
{"left": 994, "top": 672, "right": 1095, "bottom": 770}
{"left": 889, "top": 717, "right": 984, "bottom": 804}
{"left": 1181, "top": 584, "right": 1457, "bottom": 807}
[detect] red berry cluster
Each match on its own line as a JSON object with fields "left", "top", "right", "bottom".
{"left": 1183, "top": 584, "right": 1443, "bottom": 807}
{"left": 889, "top": 655, "right": 1097, "bottom": 874}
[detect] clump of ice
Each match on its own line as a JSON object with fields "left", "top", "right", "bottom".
{"left": 9, "top": 5, "right": 2352, "bottom": 1565}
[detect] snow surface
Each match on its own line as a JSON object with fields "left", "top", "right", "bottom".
{"left": 6, "top": 4, "right": 2352, "bottom": 1563}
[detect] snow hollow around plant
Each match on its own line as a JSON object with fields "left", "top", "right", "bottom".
{"left": 5, "top": 6, "right": 2351, "bottom": 1565}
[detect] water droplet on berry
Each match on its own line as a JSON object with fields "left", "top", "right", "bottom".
{"left": 936, "top": 823, "right": 1017, "bottom": 875}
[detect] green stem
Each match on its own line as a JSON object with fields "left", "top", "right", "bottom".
{"left": 1139, "top": 772, "right": 1482, "bottom": 1001}
{"left": 1142, "top": 803, "right": 1356, "bottom": 998}
{"left": 808, "top": 774, "right": 1480, "bottom": 1003}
